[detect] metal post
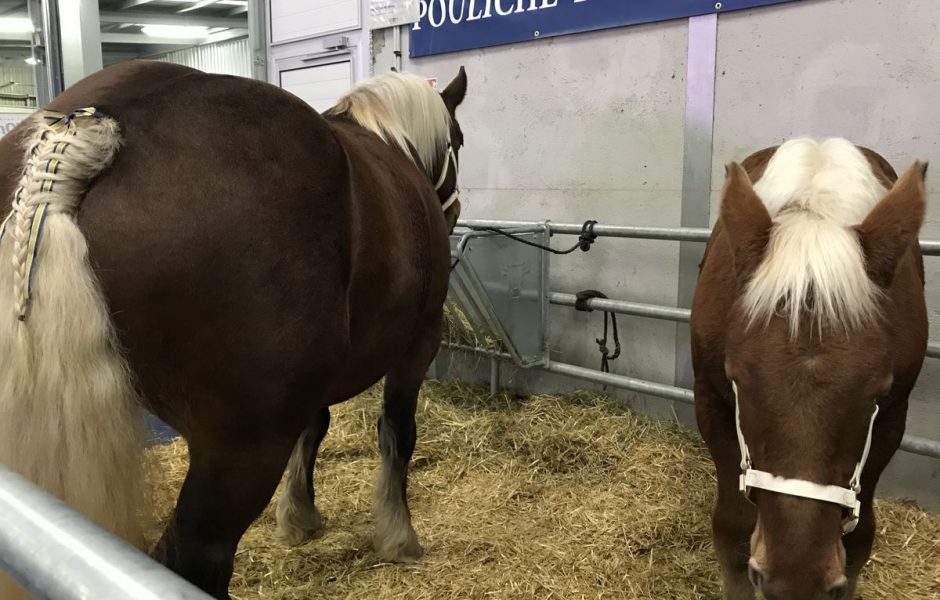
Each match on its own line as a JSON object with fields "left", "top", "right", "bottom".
{"left": 247, "top": 0, "right": 267, "bottom": 81}
{"left": 28, "top": 0, "right": 63, "bottom": 105}
{"left": 489, "top": 356, "right": 500, "bottom": 395}
{"left": 674, "top": 13, "right": 718, "bottom": 428}
{"left": 392, "top": 25, "right": 402, "bottom": 72}
{"left": 57, "top": 0, "right": 103, "bottom": 88}
{"left": 0, "top": 465, "right": 212, "bottom": 600}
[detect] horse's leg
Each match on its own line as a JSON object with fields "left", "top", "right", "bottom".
{"left": 154, "top": 436, "right": 294, "bottom": 600}
{"left": 276, "top": 407, "right": 331, "bottom": 546}
{"left": 713, "top": 491, "right": 757, "bottom": 600}
{"left": 697, "top": 391, "right": 756, "bottom": 600}
{"left": 373, "top": 333, "right": 438, "bottom": 562}
{"left": 842, "top": 502, "right": 875, "bottom": 600}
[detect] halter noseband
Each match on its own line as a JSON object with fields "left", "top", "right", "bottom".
{"left": 732, "top": 381, "right": 879, "bottom": 534}
{"left": 434, "top": 144, "right": 459, "bottom": 213}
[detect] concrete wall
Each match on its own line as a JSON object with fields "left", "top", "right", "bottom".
{"left": 710, "top": 0, "right": 940, "bottom": 511}
{"left": 372, "top": 0, "right": 940, "bottom": 510}
{"left": 376, "top": 20, "right": 691, "bottom": 421}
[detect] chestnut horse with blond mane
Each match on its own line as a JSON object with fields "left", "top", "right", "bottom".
{"left": 692, "top": 139, "right": 928, "bottom": 600}
{"left": 0, "top": 61, "right": 467, "bottom": 599}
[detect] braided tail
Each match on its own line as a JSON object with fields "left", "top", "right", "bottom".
{"left": 0, "top": 110, "right": 150, "bottom": 598}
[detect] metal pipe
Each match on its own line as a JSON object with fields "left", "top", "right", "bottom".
{"left": 555, "top": 368, "right": 940, "bottom": 458}
{"left": 927, "top": 342, "right": 940, "bottom": 359}
{"left": 0, "top": 464, "right": 212, "bottom": 600}
{"left": 552, "top": 293, "right": 940, "bottom": 358}
{"left": 550, "top": 292, "right": 691, "bottom": 323}
{"left": 392, "top": 25, "right": 402, "bottom": 72}
{"left": 441, "top": 341, "right": 512, "bottom": 360}
{"left": 456, "top": 219, "right": 940, "bottom": 254}
{"left": 490, "top": 357, "right": 500, "bottom": 395}
{"left": 458, "top": 219, "right": 712, "bottom": 242}
{"left": 544, "top": 360, "right": 696, "bottom": 405}
{"left": 920, "top": 240, "right": 940, "bottom": 256}
{"left": 441, "top": 345, "right": 940, "bottom": 460}
{"left": 545, "top": 363, "right": 940, "bottom": 458}
{"left": 544, "top": 362, "right": 940, "bottom": 458}
{"left": 900, "top": 435, "right": 940, "bottom": 459}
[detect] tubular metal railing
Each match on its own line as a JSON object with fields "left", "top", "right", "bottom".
{"left": 0, "top": 464, "right": 212, "bottom": 600}
{"left": 449, "top": 218, "right": 940, "bottom": 461}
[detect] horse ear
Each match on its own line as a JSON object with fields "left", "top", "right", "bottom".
{"left": 720, "top": 162, "right": 773, "bottom": 277}
{"left": 856, "top": 161, "right": 928, "bottom": 287}
{"left": 441, "top": 66, "right": 467, "bottom": 113}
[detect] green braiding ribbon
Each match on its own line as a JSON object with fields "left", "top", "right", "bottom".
{"left": 2, "top": 107, "right": 104, "bottom": 321}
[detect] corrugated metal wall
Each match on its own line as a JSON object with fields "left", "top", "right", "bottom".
{"left": 152, "top": 37, "right": 251, "bottom": 78}
{"left": 0, "top": 52, "right": 36, "bottom": 108}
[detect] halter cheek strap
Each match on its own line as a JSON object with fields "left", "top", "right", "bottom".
{"left": 435, "top": 145, "right": 459, "bottom": 213}
{"left": 732, "top": 381, "right": 879, "bottom": 534}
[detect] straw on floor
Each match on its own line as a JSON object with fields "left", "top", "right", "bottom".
{"left": 147, "top": 381, "right": 940, "bottom": 600}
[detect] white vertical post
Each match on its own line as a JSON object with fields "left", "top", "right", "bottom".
{"left": 57, "top": 0, "right": 102, "bottom": 88}
{"left": 247, "top": 0, "right": 267, "bottom": 80}
{"left": 673, "top": 13, "right": 718, "bottom": 428}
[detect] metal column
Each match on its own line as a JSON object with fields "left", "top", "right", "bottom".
{"left": 247, "top": 0, "right": 267, "bottom": 81}
{"left": 57, "top": 0, "right": 103, "bottom": 88}
{"left": 28, "top": 0, "right": 64, "bottom": 105}
{"left": 674, "top": 14, "right": 719, "bottom": 427}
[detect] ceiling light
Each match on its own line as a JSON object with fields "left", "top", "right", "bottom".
{"left": 0, "top": 18, "right": 34, "bottom": 34}
{"left": 24, "top": 57, "right": 37, "bottom": 66}
{"left": 141, "top": 24, "right": 208, "bottom": 39}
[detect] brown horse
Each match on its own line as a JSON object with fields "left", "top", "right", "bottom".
{"left": 691, "top": 139, "right": 928, "bottom": 600}
{"left": 0, "top": 60, "right": 467, "bottom": 599}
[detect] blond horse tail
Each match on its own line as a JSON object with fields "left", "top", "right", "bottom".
{"left": 0, "top": 111, "right": 148, "bottom": 597}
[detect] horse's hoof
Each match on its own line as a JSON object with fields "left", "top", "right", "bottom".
{"left": 374, "top": 530, "right": 424, "bottom": 563}
{"left": 275, "top": 505, "right": 325, "bottom": 547}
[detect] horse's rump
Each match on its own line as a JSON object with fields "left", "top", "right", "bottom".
{"left": 0, "top": 61, "right": 445, "bottom": 423}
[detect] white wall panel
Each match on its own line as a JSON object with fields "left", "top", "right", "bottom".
{"left": 270, "top": 0, "right": 359, "bottom": 44}
{"left": 279, "top": 60, "right": 352, "bottom": 112}
{"left": 152, "top": 37, "right": 251, "bottom": 78}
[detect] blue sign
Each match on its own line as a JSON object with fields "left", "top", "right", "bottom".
{"left": 411, "top": 0, "right": 803, "bottom": 57}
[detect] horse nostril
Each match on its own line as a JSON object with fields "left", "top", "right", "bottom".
{"left": 828, "top": 582, "right": 848, "bottom": 600}
{"left": 747, "top": 564, "right": 764, "bottom": 590}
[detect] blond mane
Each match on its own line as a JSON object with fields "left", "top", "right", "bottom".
{"left": 325, "top": 72, "right": 452, "bottom": 177}
{"left": 743, "top": 138, "right": 886, "bottom": 336}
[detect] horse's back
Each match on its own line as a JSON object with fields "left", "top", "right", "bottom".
{"left": 318, "top": 119, "right": 451, "bottom": 401}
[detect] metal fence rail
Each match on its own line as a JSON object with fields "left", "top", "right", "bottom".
{"left": 448, "top": 219, "right": 940, "bottom": 462}
{"left": 458, "top": 219, "right": 940, "bottom": 255}
{"left": 0, "top": 464, "right": 211, "bottom": 600}
{"left": 550, "top": 292, "right": 691, "bottom": 323}
{"left": 443, "top": 341, "right": 940, "bottom": 460}
{"left": 456, "top": 219, "right": 940, "bottom": 357}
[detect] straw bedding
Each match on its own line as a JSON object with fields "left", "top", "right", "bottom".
{"left": 146, "top": 381, "right": 940, "bottom": 600}
{"left": 441, "top": 300, "right": 505, "bottom": 351}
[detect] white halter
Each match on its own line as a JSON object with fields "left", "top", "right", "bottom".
{"left": 732, "top": 382, "right": 879, "bottom": 534}
{"left": 435, "top": 145, "right": 459, "bottom": 213}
